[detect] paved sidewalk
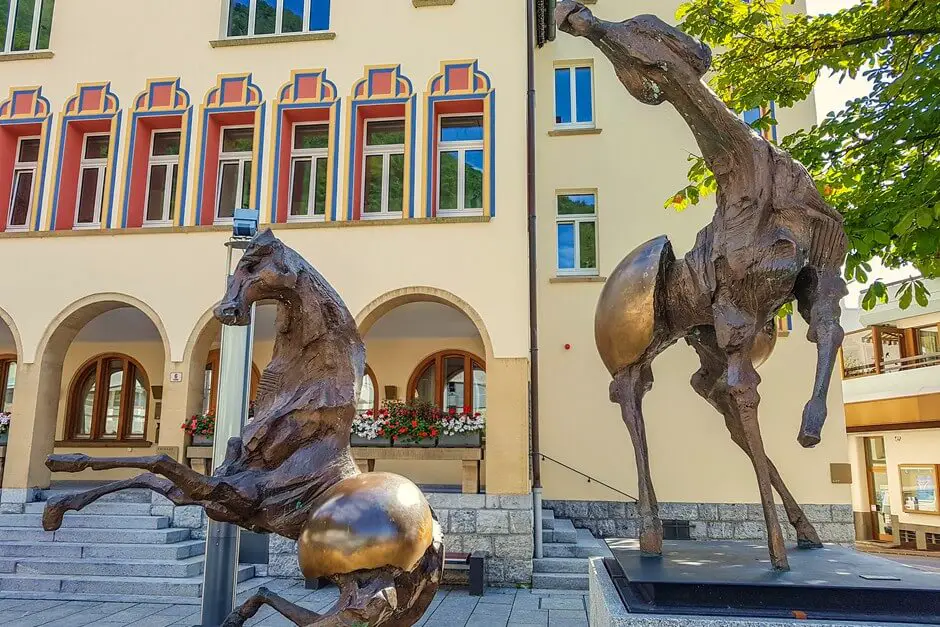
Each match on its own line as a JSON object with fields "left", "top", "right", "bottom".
{"left": 0, "top": 581, "right": 589, "bottom": 626}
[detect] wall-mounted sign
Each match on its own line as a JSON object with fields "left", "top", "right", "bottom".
{"left": 170, "top": 372, "right": 183, "bottom": 383}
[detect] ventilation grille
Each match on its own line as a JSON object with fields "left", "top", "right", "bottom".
{"left": 900, "top": 530, "right": 918, "bottom": 547}
{"left": 662, "top": 519, "right": 693, "bottom": 541}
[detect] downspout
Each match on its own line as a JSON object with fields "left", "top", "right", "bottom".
{"left": 526, "top": 0, "right": 544, "bottom": 560}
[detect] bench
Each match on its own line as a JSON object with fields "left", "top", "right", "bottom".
{"left": 351, "top": 447, "right": 484, "bottom": 494}
{"left": 304, "top": 551, "right": 485, "bottom": 596}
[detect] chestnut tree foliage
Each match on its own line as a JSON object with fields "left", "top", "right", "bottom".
{"left": 671, "top": 0, "right": 940, "bottom": 309}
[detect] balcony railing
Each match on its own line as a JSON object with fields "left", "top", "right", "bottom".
{"left": 843, "top": 350, "right": 940, "bottom": 379}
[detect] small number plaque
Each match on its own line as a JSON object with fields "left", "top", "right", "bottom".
{"left": 170, "top": 372, "right": 183, "bottom": 382}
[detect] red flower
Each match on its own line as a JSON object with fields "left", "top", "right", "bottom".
{"left": 378, "top": 429, "right": 385, "bottom": 436}
{"left": 366, "top": 409, "right": 374, "bottom": 416}
{"left": 430, "top": 428, "right": 439, "bottom": 437}
{"left": 448, "top": 407, "right": 457, "bottom": 415}
{"left": 399, "top": 427, "right": 407, "bottom": 434}
{"left": 419, "top": 431, "right": 428, "bottom": 438}
{"left": 411, "top": 420, "right": 418, "bottom": 428}
{"left": 474, "top": 412, "right": 481, "bottom": 418}
{"left": 463, "top": 405, "right": 471, "bottom": 414}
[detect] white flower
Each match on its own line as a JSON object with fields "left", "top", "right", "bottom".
{"left": 441, "top": 412, "right": 485, "bottom": 437}
{"left": 351, "top": 413, "right": 388, "bottom": 440}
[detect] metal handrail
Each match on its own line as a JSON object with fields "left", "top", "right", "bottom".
{"left": 540, "top": 453, "right": 638, "bottom": 502}
{"left": 843, "top": 351, "right": 940, "bottom": 378}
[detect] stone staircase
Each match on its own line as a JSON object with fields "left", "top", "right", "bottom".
{"left": 533, "top": 509, "right": 610, "bottom": 590}
{"left": 0, "top": 488, "right": 262, "bottom": 604}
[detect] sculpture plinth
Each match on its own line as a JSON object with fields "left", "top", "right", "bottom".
{"left": 43, "top": 230, "right": 443, "bottom": 626}
{"left": 556, "top": 2, "right": 848, "bottom": 571}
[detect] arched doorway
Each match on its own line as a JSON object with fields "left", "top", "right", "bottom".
{"left": 0, "top": 310, "right": 20, "bottom": 486}
{"left": 408, "top": 350, "right": 486, "bottom": 416}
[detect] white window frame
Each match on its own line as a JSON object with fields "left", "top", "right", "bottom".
{"left": 7, "top": 135, "right": 39, "bottom": 231}
{"left": 215, "top": 124, "right": 255, "bottom": 225}
{"left": 2, "top": 0, "right": 47, "bottom": 54}
{"left": 226, "top": 0, "right": 328, "bottom": 38}
{"left": 554, "top": 63, "right": 595, "bottom": 130}
{"left": 360, "top": 117, "right": 405, "bottom": 221}
{"left": 287, "top": 122, "right": 329, "bottom": 222}
{"left": 437, "top": 113, "right": 485, "bottom": 218}
{"left": 555, "top": 192, "right": 598, "bottom": 277}
{"left": 143, "top": 130, "right": 181, "bottom": 227}
{"left": 73, "top": 132, "right": 109, "bottom": 229}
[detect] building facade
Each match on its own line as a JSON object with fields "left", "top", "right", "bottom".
{"left": 842, "top": 278, "right": 940, "bottom": 551}
{"left": 0, "top": 0, "right": 853, "bottom": 587}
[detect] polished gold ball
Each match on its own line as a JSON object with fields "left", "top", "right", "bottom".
{"left": 297, "top": 472, "right": 435, "bottom": 580}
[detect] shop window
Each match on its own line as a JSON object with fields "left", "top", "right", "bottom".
{"left": 202, "top": 349, "right": 260, "bottom": 416}
{"left": 554, "top": 63, "right": 594, "bottom": 128}
{"left": 437, "top": 115, "right": 483, "bottom": 216}
{"left": 144, "top": 130, "right": 181, "bottom": 225}
{"left": 361, "top": 119, "right": 405, "bottom": 219}
{"left": 216, "top": 126, "right": 254, "bottom": 223}
{"left": 408, "top": 350, "right": 486, "bottom": 416}
{"left": 74, "top": 133, "right": 109, "bottom": 228}
{"left": 1, "top": 0, "right": 54, "bottom": 53}
{"left": 226, "top": 0, "right": 330, "bottom": 38}
{"left": 357, "top": 365, "right": 377, "bottom": 414}
{"left": 288, "top": 123, "right": 329, "bottom": 220}
{"left": 66, "top": 354, "right": 149, "bottom": 442}
{"left": 556, "top": 192, "right": 597, "bottom": 276}
{"left": 6, "top": 136, "right": 38, "bottom": 230}
{"left": 0, "top": 356, "right": 15, "bottom": 412}
{"left": 899, "top": 465, "right": 939, "bottom": 515}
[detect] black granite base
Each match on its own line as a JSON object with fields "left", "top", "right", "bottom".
{"left": 606, "top": 539, "right": 940, "bottom": 624}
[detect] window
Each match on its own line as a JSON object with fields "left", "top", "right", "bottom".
{"left": 556, "top": 192, "right": 597, "bottom": 275}
{"left": 7, "top": 136, "right": 39, "bottom": 230}
{"left": 67, "top": 354, "right": 148, "bottom": 442}
{"left": 362, "top": 119, "right": 405, "bottom": 219}
{"left": 226, "top": 0, "right": 330, "bottom": 37}
{"left": 438, "top": 115, "right": 484, "bottom": 216}
{"left": 288, "top": 123, "right": 328, "bottom": 220}
{"left": 144, "top": 130, "right": 181, "bottom": 225}
{"left": 357, "top": 366, "right": 377, "bottom": 414}
{"left": 408, "top": 350, "right": 486, "bottom": 416}
{"left": 916, "top": 325, "right": 939, "bottom": 355}
{"left": 202, "top": 349, "right": 260, "bottom": 416}
{"left": 1, "top": 0, "right": 54, "bottom": 53}
{"left": 216, "top": 126, "right": 254, "bottom": 223}
{"left": 554, "top": 64, "right": 594, "bottom": 128}
{"left": 743, "top": 102, "right": 777, "bottom": 141}
{"left": 0, "top": 356, "right": 15, "bottom": 413}
{"left": 899, "top": 465, "right": 939, "bottom": 515}
{"left": 74, "top": 134, "right": 109, "bottom": 228}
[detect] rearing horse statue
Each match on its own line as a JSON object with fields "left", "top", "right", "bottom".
{"left": 556, "top": 2, "right": 848, "bottom": 571}
{"left": 43, "top": 230, "right": 443, "bottom": 626}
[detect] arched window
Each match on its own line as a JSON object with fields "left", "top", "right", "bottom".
{"left": 357, "top": 365, "right": 378, "bottom": 414}
{"left": 408, "top": 350, "right": 486, "bottom": 415}
{"left": 67, "top": 354, "right": 149, "bottom": 441}
{"left": 202, "top": 349, "right": 261, "bottom": 416}
{"left": 0, "top": 355, "right": 16, "bottom": 413}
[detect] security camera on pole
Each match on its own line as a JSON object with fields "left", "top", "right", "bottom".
{"left": 200, "top": 208, "right": 258, "bottom": 626}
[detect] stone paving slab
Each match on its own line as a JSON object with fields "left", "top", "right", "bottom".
{"left": 0, "top": 584, "right": 588, "bottom": 626}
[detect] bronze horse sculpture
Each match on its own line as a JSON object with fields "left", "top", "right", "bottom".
{"left": 42, "top": 230, "right": 443, "bottom": 625}
{"left": 557, "top": 2, "right": 848, "bottom": 571}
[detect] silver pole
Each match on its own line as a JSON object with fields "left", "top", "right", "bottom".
{"left": 533, "top": 486, "right": 544, "bottom": 559}
{"left": 200, "top": 243, "right": 255, "bottom": 626}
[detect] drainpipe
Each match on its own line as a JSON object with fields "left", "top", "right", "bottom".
{"left": 526, "top": 0, "right": 544, "bottom": 560}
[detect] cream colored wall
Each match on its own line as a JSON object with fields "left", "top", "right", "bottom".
{"left": 363, "top": 336, "right": 487, "bottom": 487}
{"left": 535, "top": 0, "right": 850, "bottom": 504}
{"left": 849, "top": 430, "right": 940, "bottom": 528}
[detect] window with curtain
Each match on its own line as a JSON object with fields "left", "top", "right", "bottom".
{"left": 144, "top": 130, "right": 181, "bottom": 225}
{"left": 226, "top": 0, "right": 330, "bottom": 38}
{"left": 1, "top": 0, "right": 55, "bottom": 53}
{"left": 67, "top": 354, "right": 148, "bottom": 441}
{"left": 357, "top": 366, "right": 377, "bottom": 414}
{"left": 216, "top": 126, "right": 254, "bottom": 223}
{"left": 408, "top": 351, "right": 486, "bottom": 417}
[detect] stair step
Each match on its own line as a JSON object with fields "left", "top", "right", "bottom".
{"left": 23, "top": 502, "right": 153, "bottom": 516}
{"left": 7, "top": 526, "right": 192, "bottom": 545}
{"left": 0, "top": 540, "right": 205, "bottom": 560}
{"left": 7, "top": 556, "right": 205, "bottom": 578}
{"left": 543, "top": 519, "right": 577, "bottom": 544}
{"left": 37, "top": 489, "right": 152, "bottom": 504}
{"left": 0, "top": 513, "right": 169, "bottom": 529}
{"left": 533, "top": 557, "right": 589, "bottom": 574}
{"left": 531, "top": 572, "right": 589, "bottom": 590}
{"left": 0, "top": 565, "right": 254, "bottom": 598}
{"left": 541, "top": 510, "right": 556, "bottom": 530}
{"left": 543, "top": 533, "right": 607, "bottom": 559}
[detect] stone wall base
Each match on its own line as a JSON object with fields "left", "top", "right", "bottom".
{"left": 545, "top": 500, "right": 855, "bottom": 543}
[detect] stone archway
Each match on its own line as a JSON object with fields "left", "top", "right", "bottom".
{"left": 2, "top": 294, "right": 170, "bottom": 498}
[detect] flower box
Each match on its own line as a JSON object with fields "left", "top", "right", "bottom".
{"left": 393, "top": 437, "right": 437, "bottom": 448}
{"left": 437, "top": 432, "right": 482, "bottom": 448}
{"left": 192, "top": 435, "right": 214, "bottom": 446}
{"left": 351, "top": 435, "right": 391, "bottom": 447}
